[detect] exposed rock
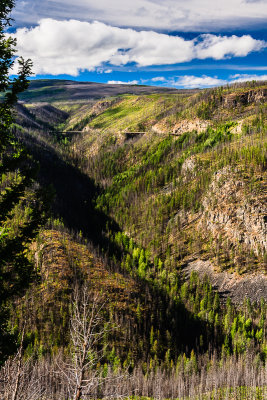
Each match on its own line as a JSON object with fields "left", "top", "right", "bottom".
{"left": 172, "top": 118, "right": 209, "bottom": 135}
{"left": 200, "top": 167, "right": 267, "bottom": 255}
{"left": 181, "top": 156, "right": 196, "bottom": 174}
{"left": 152, "top": 118, "right": 209, "bottom": 135}
{"left": 223, "top": 88, "right": 267, "bottom": 108}
{"left": 229, "top": 120, "right": 243, "bottom": 134}
{"left": 90, "top": 99, "right": 116, "bottom": 116}
{"left": 171, "top": 209, "right": 200, "bottom": 230}
{"left": 184, "top": 259, "right": 267, "bottom": 304}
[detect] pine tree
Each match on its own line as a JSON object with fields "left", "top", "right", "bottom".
{"left": 0, "top": 0, "right": 49, "bottom": 361}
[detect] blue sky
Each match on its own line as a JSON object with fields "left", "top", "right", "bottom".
{"left": 9, "top": 0, "right": 267, "bottom": 88}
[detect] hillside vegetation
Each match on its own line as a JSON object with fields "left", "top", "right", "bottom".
{"left": 2, "top": 79, "right": 267, "bottom": 399}
{"left": 65, "top": 81, "right": 267, "bottom": 277}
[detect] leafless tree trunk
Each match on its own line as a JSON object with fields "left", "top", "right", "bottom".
{"left": 58, "top": 285, "right": 113, "bottom": 400}
{"left": 11, "top": 326, "right": 25, "bottom": 400}
{"left": 0, "top": 335, "right": 44, "bottom": 400}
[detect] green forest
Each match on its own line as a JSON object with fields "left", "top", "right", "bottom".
{"left": 0, "top": 1, "right": 267, "bottom": 399}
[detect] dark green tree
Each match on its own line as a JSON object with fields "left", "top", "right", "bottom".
{"left": 0, "top": 0, "right": 49, "bottom": 361}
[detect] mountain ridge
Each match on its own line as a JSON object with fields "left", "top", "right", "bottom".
{"left": 18, "top": 78, "right": 195, "bottom": 103}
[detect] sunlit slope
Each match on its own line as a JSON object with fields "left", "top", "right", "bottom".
{"left": 56, "top": 81, "right": 266, "bottom": 135}
{"left": 67, "top": 81, "right": 267, "bottom": 281}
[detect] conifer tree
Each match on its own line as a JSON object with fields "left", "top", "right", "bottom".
{"left": 0, "top": 0, "right": 49, "bottom": 361}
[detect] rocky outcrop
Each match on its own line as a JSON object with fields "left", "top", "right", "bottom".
{"left": 223, "top": 88, "right": 267, "bottom": 108}
{"left": 229, "top": 120, "right": 243, "bottom": 134}
{"left": 90, "top": 99, "right": 116, "bottom": 116}
{"left": 200, "top": 167, "right": 267, "bottom": 256}
{"left": 172, "top": 118, "right": 209, "bottom": 135}
{"left": 181, "top": 156, "right": 197, "bottom": 174}
{"left": 152, "top": 118, "right": 209, "bottom": 135}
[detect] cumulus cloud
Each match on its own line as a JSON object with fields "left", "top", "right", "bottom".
{"left": 195, "top": 34, "right": 265, "bottom": 59}
{"left": 11, "top": 18, "right": 266, "bottom": 76}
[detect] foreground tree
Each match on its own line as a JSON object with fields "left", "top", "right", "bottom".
{"left": 0, "top": 326, "right": 45, "bottom": 400}
{"left": 59, "top": 287, "right": 108, "bottom": 400}
{"left": 58, "top": 285, "right": 127, "bottom": 400}
{"left": 0, "top": 0, "right": 49, "bottom": 360}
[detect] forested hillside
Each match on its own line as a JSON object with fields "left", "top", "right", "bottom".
{"left": 1, "top": 79, "right": 267, "bottom": 399}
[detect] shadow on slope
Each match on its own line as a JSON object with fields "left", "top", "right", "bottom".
{"left": 16, "top": 128, "right": 120, "bottom": 250}
{"left": 16, "top": 127, "right": 224, "bottom": 358}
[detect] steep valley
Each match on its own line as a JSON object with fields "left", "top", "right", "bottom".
{"left": 2, "top": 79, "right": 267, "bottom": 399}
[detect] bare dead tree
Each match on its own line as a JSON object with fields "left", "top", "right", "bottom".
{"left": 11, "top": 326, "right": 25, "bottom": 400}
{"left": 58, "top": 285, "right": 127, "bottom": 400}
{"left": 0, "top": 327, "right": 44, "bottom": 400}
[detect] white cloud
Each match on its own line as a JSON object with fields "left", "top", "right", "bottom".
{"left": 151, "top": 76, "right": 166, "bottom": 82}
{"left": 195, "top": 34, "right": 265, "bottom": 59}
{"left": 171, "top": 75, "right": 227, "bottom": 88}
{"left": 163, "top": 73, "right": 267, "bottom": 88}
{"left": 108, "top": 80, "right": 139, "bottom": 85}
{"left": 96, "top": 68, "right": 113, "bottom": 74}
{"left": 229, "top": 73, "right": 267, "bottom": 82}
{"left": 11, "top": 18, "right": 266, "bottom": 76}
{"left": 13, "top": 0, "right": 267, "bottom": 31}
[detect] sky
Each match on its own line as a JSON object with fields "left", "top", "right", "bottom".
{"left": 8, "top": 0, "right": 267, "bottom": 88}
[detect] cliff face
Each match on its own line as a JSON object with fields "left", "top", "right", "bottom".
{"left": 200, "top": 167, "right": 267, "bottom": 257}
{"left": 223, "top": 87, "right": 267, "bottom": 108}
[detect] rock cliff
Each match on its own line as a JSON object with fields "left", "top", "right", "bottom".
{"left": 200, "top": 167, "right": 267, "bottom": 257}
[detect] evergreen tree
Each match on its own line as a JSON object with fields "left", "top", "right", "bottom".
{"left": 0, "top": 0, "right": 49, "bottom": 361}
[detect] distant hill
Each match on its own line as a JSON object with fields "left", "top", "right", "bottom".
{"left": 18, "top": 79, "right": 196, "bottom": 103}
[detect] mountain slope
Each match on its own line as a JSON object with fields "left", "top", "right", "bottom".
{"left": 14, "top": 80, "right": 267, "bottom": 300}
{"left": 65, "top": 81, "right": 266, "bottom": 279}
{"left": 5, "top": 79, "right": 267, "bottom": 399}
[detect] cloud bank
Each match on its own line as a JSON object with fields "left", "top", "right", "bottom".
{"left": 11, "top": 19, "right": 266, "bottom": 76}
{"left": 150, "top": 73, "right": 267, "bottom": 88}
{"left": 114, "top": 74, "right": 267, "bottom": 88}
{"left": 13, "top": 0, "right": 267, "bottom": 31}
